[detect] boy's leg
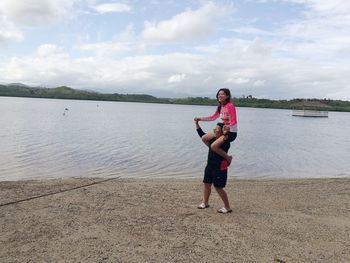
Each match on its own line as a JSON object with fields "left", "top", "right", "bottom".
{"left": 215, "top": 187, "right": 231, "bottom": 210}
{"left": 199, "top": 166, "right": 213, "bottom": 209}
{"left": 203, "top": 183, "right": 212, "bottom": 205}
{"left": 211, "top": 135, "right": 232, "bottom": 164}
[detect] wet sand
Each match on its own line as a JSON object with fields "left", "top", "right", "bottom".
{"left": 1, "top": 177, "right": 350, "bottom": 262}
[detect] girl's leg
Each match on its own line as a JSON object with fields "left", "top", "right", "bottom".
{"left": 201, "top": 131, "right": 216, "bottom": 147}
{"left": 210, "top": 135, "right": 232, "bottom": 165}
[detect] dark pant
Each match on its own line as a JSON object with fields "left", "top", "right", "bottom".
{"left": 203, "top": 165, "right": 228, "bottom": 188}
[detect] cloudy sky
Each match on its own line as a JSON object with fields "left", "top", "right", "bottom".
{"left": 0, "top": 0, "right": 349, "bottom": 99}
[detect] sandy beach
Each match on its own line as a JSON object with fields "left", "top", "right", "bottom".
{"left": 1, "top": 177, "right": 349, "bottom": 263}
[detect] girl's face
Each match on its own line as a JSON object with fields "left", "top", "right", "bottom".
{"left": 217, "top": 90, "right": 228, "bottom": 103}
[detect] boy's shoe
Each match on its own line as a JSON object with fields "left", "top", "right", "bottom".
{"left": 197, "top": 203, "right": 210, "bottom": 209}
{"left": 217, "top": 207, "right": 232, "bottom": 213}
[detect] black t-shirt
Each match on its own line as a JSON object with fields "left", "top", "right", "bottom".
{"left": 196, "top": 127, "right": 230, "bottom": 168}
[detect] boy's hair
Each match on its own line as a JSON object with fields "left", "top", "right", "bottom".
{"left": 216, "top": 123, "right": 224, "bottom": 128}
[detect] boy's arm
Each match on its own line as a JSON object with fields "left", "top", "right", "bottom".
{"left": 195, "top": 119, "right": 206, "bottom": 138}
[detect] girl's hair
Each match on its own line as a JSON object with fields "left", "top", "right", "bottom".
{"left": 216, "top": 88, "right": 232, "bottom": 113}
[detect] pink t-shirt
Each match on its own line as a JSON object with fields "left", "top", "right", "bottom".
{"left": 200, "top": 102, "right": 237, "bottom": 132}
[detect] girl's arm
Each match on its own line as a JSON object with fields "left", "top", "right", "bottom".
{"left": 227, "top": 103, "right": 237, "bottom": 126}
{"left": 199, "top": 110, "right": 220, "bottom": 122}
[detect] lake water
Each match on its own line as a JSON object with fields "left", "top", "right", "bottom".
{"left": 1, "top": 96, "right": 350, "bottom": 181}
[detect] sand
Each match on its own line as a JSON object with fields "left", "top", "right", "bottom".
{"left": 1, "top": 177, "right": 350, "bottom": 263}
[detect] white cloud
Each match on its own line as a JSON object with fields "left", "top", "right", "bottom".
{"left": 0, "top": 15, "right": 23, "bottom": 45}
{"left": 118, "top": 23, "right": 135, "bottom": 42}
{"left": 203, "top": 76, "right": 213, "bottom": 84}
{"left": 0, "top": 0, "right": 78, "bottom": 45}
{"left": 36, "top": 44, "right": 66, "bottom": 57}
{"left": 1, "top": 45, "right": 85, "bottom": 87}
{"left": 284, "top": 0, "right": 350, "bottom": 14}
{"left": 232, "top": 26, "right": 273, "bottom": 36}
{"left": 76, "top": 41, "right": 129, "bottom": 56}
{"left": 274, "top": 0, "right": 350, "bottom": 64}
{"left": 1, "top": 38, "right": 350, "bottom": 99}
{"left": 168, "top": 73, "right": 186, "bottom": 83}
{"left": 142, "top": 2, "right": 229, "bottom": 42}
{"left": 1, "top": 1, "right": 350, "bottom": 100}
{"left": 91, "top": 2, "right": 131, "bottom": 14}
{"left": 74, "top": 24, "right": 135, "bottom": 57}
{"left": 242, "top": 38, "right": 271, "bottom": 56}
{"left": 253, "top": 80, "right": 266, "bottom": 87}
{"left": 226, "top": 77, "right": 250, "bottom": 84}
{"left": 0, "top": 0, "right": 77, "bottom": 25}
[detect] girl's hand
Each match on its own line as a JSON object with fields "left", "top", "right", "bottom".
{"left": 194, "top": 118, "right": 200, "bottom": 128}
{"left": 223, "top": 125, "right": 230, "bottom": 134}
{"left": 194, "top": 117, "right": 201, "bottom": 122}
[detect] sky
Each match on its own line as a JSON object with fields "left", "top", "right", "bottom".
{"left": 0, "top": 0, "right": 349, "bottom": 99}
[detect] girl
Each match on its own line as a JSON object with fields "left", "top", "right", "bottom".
{"left": 194, "top": 88, "right": 237, "bottom": 165}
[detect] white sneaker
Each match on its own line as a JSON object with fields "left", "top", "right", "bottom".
{"left": 217, "top": 207, "right": 232, "bottom": 213}
{"left": 197, "top": 203, "right": 209, "bottom": 209}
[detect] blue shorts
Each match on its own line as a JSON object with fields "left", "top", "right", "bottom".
{"left": 203, "top": 165, "right": 227, "bottom": 188}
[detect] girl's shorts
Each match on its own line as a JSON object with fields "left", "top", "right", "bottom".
{"left": 225, "top": 132, "right": 237, "bottom": 142}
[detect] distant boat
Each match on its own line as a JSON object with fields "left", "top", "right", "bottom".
{"left": 63, "top": 108, "right": 69, "bottom": 116}
{"left": 292, "top": 109, "right": 328, "bottom": 117}
{"left": 291, "top": 100, "right": 329, "bottom": 118}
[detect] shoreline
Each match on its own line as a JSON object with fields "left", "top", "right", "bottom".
{"left": 2, "top": 93, "right": 350, "bottom": 113}
{"left": 1, "top": 173, "right": 349, "bottom": 182}
{"left": 1, "top": 177, "right": 350, "bottom": 262}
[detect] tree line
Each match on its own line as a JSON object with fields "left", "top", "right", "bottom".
{"left": 1, "top": 84, "right": 349, "bottom": 112}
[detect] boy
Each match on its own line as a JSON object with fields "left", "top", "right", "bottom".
{"left": 195, "top": 119, "right": 233, "bottom": 213}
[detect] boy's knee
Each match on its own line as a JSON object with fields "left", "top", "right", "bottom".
{"left": 215, "top": 187, "right": 225, "bottom": 192}
{"left": 204, "top": 183, "right": 212, "bottom": 189}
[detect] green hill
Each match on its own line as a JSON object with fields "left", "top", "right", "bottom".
{"left": 1, "top": 84, "right": 350, "bottom": 112}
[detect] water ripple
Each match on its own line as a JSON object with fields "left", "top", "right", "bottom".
{"left": 1, "top": 97, "right": 350, "bottom": 181}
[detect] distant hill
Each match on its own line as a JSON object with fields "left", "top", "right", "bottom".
{"left": 0, "top": 84, "right": 168, "bottom": 104}
{"left": 1, "top": 84, "right": 350, "bottom": 112}
{"left": 7, "top": 83, "right": 29, "bottom": 87}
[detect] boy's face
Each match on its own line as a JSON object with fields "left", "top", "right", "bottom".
{"left": 213, "top": 125, "right": 223, "bottom": 138}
